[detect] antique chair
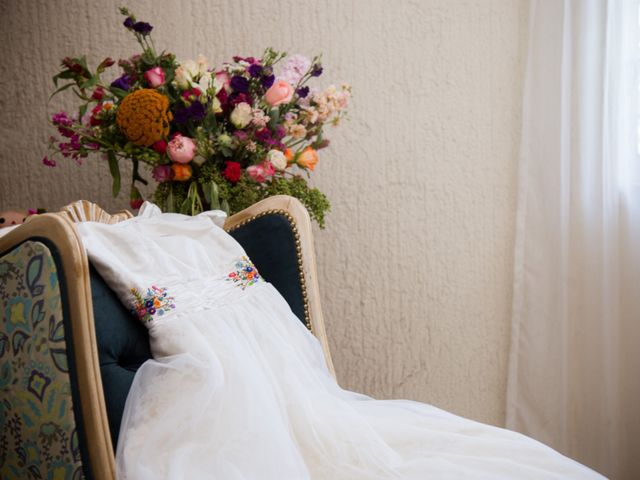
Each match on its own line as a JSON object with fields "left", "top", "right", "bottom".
{"left": 0, "top": 195, "right": 334, "bottom": 480}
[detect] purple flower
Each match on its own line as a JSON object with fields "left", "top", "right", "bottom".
{"left": 52, "top": 111, "right": 73, "bottom": 127}
{"left": 216, "top": 89, "right": 230, "bottom": 112}
{"left": 254, "top": 128, "right": 272, "bottom": 143}
{"left": 58, "top": 134, "right": 83, "bottom": 164}
{"left": 274, "top": 125, "right": 286, "bottom": 139}
{"left": 234, "top": 130, "right": 248, "bottom": 141}
{"left": 248, "top": 64, "right": 263, "bottom": 78}
{"left": 152, "top": 165, "right": 173, "bottom": 182}
{"left": 230, "top": 75, "right": 249, "bottom": 93}
{"left": 261, "top": 74, "right": 275, "bottom": 89}
{"left": 296, "top": 86, "right": 309, "bottom": 98}
{"left": 111, "top": 75, "right": 131, "bottom": 91}
{"left": 133, "top": 21, "right": 153, "bottom": 35}
{"left": 174, "top": 101, "right": 206, "bottom": 125}
{"left": 230, "top": 92, "right": 254, "bottom": 107}
{"left": 123, "top": 17, "right": 135, "bottom": 29}
{"left": 52, "top": 111, "right": 75, "bottom": 137}
{"left": 42, "top": 156, "right": 57, "bottom": 168}
{"left": 310, "top": 63, "right": 323, "bottom": 77}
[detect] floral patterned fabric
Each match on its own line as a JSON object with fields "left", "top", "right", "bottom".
{"left": 130, "top": 285, "right": 176, "bottom": 325}
{"left": 226, "top": 256, "right": 262, "bottom": 290}
{"left": 0, "top": 241, "right": 84, "bottom": 479}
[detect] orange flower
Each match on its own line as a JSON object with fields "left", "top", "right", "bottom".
{"left": 116, "top": 89, "right": 172, "bottom": 146}
{"left": 284, "top": 148, "right": 294, "bottom": 164}
{"left": 171, "top": 163, "right": 192, "bottom": 181}
{"left": 296, "top": 147, "right": 318, "bottom": 171}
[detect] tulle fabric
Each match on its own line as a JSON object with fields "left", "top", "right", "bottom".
{"left": 77, "top": 211, "right": 605, "bottom": 479}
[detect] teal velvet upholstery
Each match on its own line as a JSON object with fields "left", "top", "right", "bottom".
{"left": 90, "top": 265, "right": 151, "bottom": 451}
{"left": 228, "top": 213, "right": 307, "bottom": 324}
{"left": 91, "top": 212, "right": 308, "bottom": 448}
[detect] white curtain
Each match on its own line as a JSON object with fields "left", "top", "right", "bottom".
{"left": 507, "top": 1, "right": 640, "bottom": 479}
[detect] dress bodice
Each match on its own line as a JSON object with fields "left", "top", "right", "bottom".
{"left": 76, "top": 206, "right": 264, "bottom": 328}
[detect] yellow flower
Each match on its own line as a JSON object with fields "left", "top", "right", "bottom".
{"left": 116, "top": 89, "right": 172, "bottom": 146}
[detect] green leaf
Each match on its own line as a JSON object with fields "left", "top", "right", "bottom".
{"left": 268, "top": 107, "right": 280, "bottom": 129}
{"left": 141, "top": 50, "right": 156, "bottom": 65}
{"left": 203, "top": 181, "right": 212, "bottom": 204}
{"left": 53, "top": 71, "right": 76, "bottom": 84}
{"left": 203, "top": 180, "right": 220, "bottom": 209}
{"left": 221, "top": 199, "right": 230, "bottom": 215}
{"left": 109, "top": 87, "right": 129, "bottom": 99}
{"left": 107, "top": 151, "right": 121, "bottom": 197}
{"left": 167, "top": 186, "right": 175, "bottom": 212}
{"left": 180, "top": 196, "right": 191, "bottom": 215}
{"left": 71, "top": 88, "right": 89, "bottom": 101}
{"left": 77, "top": 56, "right": 88, "bottom": 71}
{"left": 79, "top": 75, "right": 98, "bottom": 89}
{"left": 203, "top": 112, "right": 217, "bottom": 131}
{"left": 48, "top": 82, "right": 75, "bottom": 100}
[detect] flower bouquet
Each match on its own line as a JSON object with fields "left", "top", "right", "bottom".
{"left": 43, "top": 7, "right": 350, "bottom": 227}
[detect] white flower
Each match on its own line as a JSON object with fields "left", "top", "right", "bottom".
{"left": 197, "top": 71, "right": 213, "bottom": 93}
{"left": 217, "top": 133, "right": 232, "bottom": 146}
{"left": 251, "top": 109, "right": 269, "bottom": 129}
{"left": 196, "top": 54, "right": 209, "bottom": 76}
{"left": 230, "top": 103, "right": 252, "bottom": 128}
{"left": 288, "top": 124, "right": 307, "bottom": 139}
{"left": 267, "top": 149, "right": 287, "bottom": 171}
{"left": 174, "top": 65, "right": 191, "bottom": 89}
{"left": 279, "top": 54, "right": 311, "bottom": 85}
{"left": 183, "top": 59, "right": 199, "bottom": 79}
{"left": 211, "top": 97, "right": 222, "bottom": 114}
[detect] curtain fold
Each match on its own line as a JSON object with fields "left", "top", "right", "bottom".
{"left": 507, "top": 1, "right": 640, "bottom": 478}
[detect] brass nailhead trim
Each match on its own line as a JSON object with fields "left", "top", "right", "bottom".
{"left": 226, "top": 209, "right": 313, "bottom": 333}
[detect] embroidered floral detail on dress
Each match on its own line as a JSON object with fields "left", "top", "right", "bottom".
{"left": 226, "top": 256, "right": 262, "bottom": 290}
{"left": 130, "top": 285, "right": 176, "bottom": 324}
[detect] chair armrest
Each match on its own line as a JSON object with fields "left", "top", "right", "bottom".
{"left": 0, "top": 214, "right": 115, "bottom": 480}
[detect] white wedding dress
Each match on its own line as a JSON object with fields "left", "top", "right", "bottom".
{"left": 77, "top": 204, "right": 605, "bottom": 479}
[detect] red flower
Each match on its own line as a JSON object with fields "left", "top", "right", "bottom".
{"left": 89, "top": 104, "right": 104, "bottom": 126}
{"left": 91, "top": 87, "right": 105, "bottom": 101}
{"left": 222, "top": 161, "right": 242, "bottom": 183}
{"left": 181, "top": 88, "right": 202, "bottom": 101}
{"left": 152, "top": 140, "right": 167, "bottom": 154}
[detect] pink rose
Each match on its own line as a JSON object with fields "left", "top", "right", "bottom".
{"left": 264, "top": 80, "right": 294, "bottom": 107}
{"left": 167, "top": 135, "right": 197, "bottom": 164}
{"left": 215, "top": 70, "right": 231, "bottom": 91}
{"left": 144, "top": 66, "right": 166, "bottom": 88}
{"left": 152, "top": 164, "right": 174, "bottom": 182}
{"left": 246, "top": 161, "right": 275, "bottom": 183}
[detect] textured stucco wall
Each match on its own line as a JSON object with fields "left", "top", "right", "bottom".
{"left": 0, "top": 0, "right": 528, "bottom": 426}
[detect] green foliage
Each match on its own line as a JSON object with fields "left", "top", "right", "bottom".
{"left": 153, "top": 162, "right": 330, "bottom": 228}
